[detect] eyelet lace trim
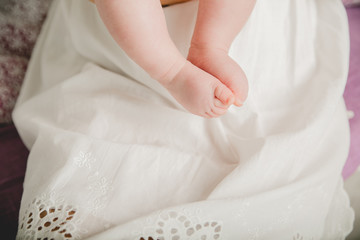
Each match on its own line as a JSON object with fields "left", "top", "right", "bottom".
{"left": 139, "top": 210, "right": 222, "bottom": 240}
{"left": 292, "top": 233, "right": 314, "bottom": 240}
{"left": 17, "top": 193, "right": 85, "bottom": 240}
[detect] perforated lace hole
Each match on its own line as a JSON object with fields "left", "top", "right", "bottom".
{"left": 214, "top": 226, "right": 221, "bottom": 232}
{"left": 60, "top": 222, "right": 66, "bottom": 226}
{"left": 29, "top": 212, "right": 33, "bottom": 218}
{"left": 27, "top": 218, "right": 33, "bottom": 224}
{"left": 39, "top": 210, "right": 47, "bottom": 218}
{"left": 20, "top": 224, "right": 24, "bottom": 229}
{"left": 186, "top": 227, "right": 194, "bottom": 236}
{"left": 59, "top": 229, "right": 66, "bottom": 234}
{"left": 51, "top": 226, "right": 60, "bottom": 232}
{"left": 38, "top": 226, "right": 42, "bottom": 231}
{"left": 49, "top": 208, "right": 55, "bottom": 213}
{"left": 68, "top": 210, "right": 76, "bottom": 216}
{"left": 140, "top": 237, "right": 155, "bottom": 240}
{"left": 64, "top": 233, "right": 72, "bottom": 238}
{"left": 53, "top": 217, "right": 58, "bottom": 222}
{"left": 44, "top": 221, "right": 51, "bottom": 227}
{"left": 27, "top": 224, "right": 32, "bottom": 229}
{"left": 66, "top": 216, "right": 73, "bottom": 221}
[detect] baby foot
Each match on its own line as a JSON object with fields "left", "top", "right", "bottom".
{"left": 161, "top": 60, "right": 235, "bottom": 118}
{"left": 188, "top": 45, "right": 248, "bottom": 106}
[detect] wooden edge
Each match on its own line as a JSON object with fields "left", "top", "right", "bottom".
{"left": 88, "top": 0, "right": 191, "bottom": 6}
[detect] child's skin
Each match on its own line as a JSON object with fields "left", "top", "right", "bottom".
{"left": 93, "top": 0, "right": 255, "bottom": 118}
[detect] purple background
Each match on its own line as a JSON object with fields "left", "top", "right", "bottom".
{"left": 343, "top": 7, "right": 360, "bottom": 179}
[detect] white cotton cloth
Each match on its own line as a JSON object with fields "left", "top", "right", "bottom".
{"left": 14, "top": 0, "right": 354, "bottom": 239}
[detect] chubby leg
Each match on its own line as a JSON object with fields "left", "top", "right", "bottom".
{"left": 94, "top": 0, "right": 234, "bottom": 117}
{"left": 188, "top": 0, "right": 256, "bottom": 106}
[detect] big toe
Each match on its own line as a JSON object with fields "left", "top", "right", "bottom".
{"left": 233, "top": 70, "right": 248, "bottom": 106}
{"left": 220, "top": 62, "right": 248, "bottom": 107}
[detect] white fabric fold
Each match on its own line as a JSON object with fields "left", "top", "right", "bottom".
{"left": 14, "top": 0, "right": 354, "bottom": 239}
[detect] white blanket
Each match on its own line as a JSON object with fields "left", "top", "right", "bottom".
{"left": 14, "top": 0, "right": 354, "bottom": 239}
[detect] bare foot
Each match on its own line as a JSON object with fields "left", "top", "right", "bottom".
{"left": 188, "top": 45, "right": 248, "bottom": 107}
{"left": 161, "top": 60, "right": 235, "bottom": 118}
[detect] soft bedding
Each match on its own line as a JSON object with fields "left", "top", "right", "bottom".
{"left": 9, "top": 0, "right": 355, "bottom": 239}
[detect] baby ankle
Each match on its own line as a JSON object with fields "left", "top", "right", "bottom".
{"left": 155, "top": 56, "right": 187, "bottom": 86}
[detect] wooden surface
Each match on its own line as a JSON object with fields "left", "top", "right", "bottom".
{"left": 161, "top": 0, "right": 190, "bottom": 5}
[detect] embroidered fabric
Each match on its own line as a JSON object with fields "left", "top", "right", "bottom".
{"left": 16, "top": 149, "right": 113, "bottom": 240}
{"left": 139, "top": 210, "right": 222, "bottom": 240}
{"left": 292, "top": 233, "right": 314, "bottom": 240}
{"left": 17, "top": 193, "right": 83, "bottom": 240}
{"left": 74, "top": 151, "right": 113, "bottom": 216}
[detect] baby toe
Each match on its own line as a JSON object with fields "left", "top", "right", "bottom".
{"left": 214, "top": 98, "right": 229, "bottom": 109}
{"left": 214, "top": 84, "right": 235, "bottom": 106}
{"left": 212, "top": 108, "right": 227, "bottom": 117}
{"left": 205, "top": 101, "right": 228, "bottom": 118}
{"left": 205, "top": 112, "right": 214, "bottom": 118}
{"left": 224, "top": 70, "right": 248, "bottom": 107}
